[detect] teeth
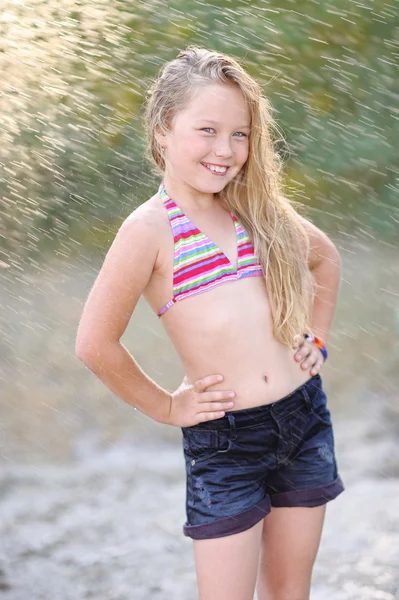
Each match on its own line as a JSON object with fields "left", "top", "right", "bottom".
{"left": 204, "top": 163, "right": 227, "bottom": 173}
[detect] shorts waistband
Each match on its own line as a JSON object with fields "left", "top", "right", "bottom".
{"left": 185, "top": 374, "right": 322, "bottom": 432}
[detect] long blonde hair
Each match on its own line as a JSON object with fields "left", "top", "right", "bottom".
{"left": 143, "top": 46, "right": 315, "bottom": 347}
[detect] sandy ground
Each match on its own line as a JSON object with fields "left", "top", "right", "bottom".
{"left": 0, "top": 414, "right": 398, "bottom": 600}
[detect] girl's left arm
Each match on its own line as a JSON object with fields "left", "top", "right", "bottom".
{"left": 300, "top": 215, "right": 342, "bottom": 344}
{"left": 292, "top": 216, "right": 342, "bottom": 375}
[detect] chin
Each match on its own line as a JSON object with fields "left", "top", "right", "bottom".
{"left": 200, "top": 172, "right": 234, "bottom": 187}
{"left": 205, "top": 182, "right": 230, "bottom": 194}
{"left": 192, "top": 177, "right": 225, "bottom": 191}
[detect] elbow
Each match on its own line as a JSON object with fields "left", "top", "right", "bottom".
{"left": 75, "top": 345, "right": 101, "bottom": 372}
{"left": 331, "top": 244, "right": 342, "bottom": 274}
{"left": 75, "top": 335, "right": 117, "bottom": 366}
{"left": 75, "top": 342, "right": 91, "bottom": 365}
{"left": 323, "top": 240, "right": 341, "bottom": 272}
{"left": 75, "top": 325, "right": 100, "bottom": 364}
{"left": 75, "top": 332, "right": 96, "bottom": 365}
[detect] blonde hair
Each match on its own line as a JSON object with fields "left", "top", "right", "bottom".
{"left": 143, "top": 46, "right": 315, "bottom": 347}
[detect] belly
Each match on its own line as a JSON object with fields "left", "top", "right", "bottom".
{"left": 160, "top": 278, "right": 313, "bottom": 409}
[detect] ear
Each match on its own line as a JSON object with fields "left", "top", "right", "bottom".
{"left": 154, "top": 127, "right": 167, "bottom": 150}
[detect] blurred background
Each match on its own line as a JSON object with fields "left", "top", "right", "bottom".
{"left": 1, "top": 1, "right": 398, "bottom": 599}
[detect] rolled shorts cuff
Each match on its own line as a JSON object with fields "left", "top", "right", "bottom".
{"left": 270, "top": 475, "right": 345, "bottom": 508}
{"left": 183, "top": 496, "right": 271, "bottom": 540}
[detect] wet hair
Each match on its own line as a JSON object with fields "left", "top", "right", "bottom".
{"left": 143, "top": 46, "right": 315, "bottom": 347}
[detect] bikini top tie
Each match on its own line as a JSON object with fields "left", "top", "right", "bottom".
{"left": 157, "top": 180, "right": 264, "bottom": 317}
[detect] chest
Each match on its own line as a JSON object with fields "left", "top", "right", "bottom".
{"left": 174, "top": 207, "right": 240, "bottom": 271}
{"left": 143, "top": 208, "right": 239, "bottom": 310}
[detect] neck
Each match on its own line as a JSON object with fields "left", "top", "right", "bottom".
{"left": 162, "top": 176, "right": 218, "bottom": 211}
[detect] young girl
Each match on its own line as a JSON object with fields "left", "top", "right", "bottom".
{"left": 76, "top": 46, "right": 345, "bottom": 600}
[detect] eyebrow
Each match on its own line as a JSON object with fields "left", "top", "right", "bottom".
{"left": 194, "top": 119, "right": 251, "bottom": 129}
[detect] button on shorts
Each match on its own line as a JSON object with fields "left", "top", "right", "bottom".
{"left": 181, "top": 373, "right": 345, "bottom": 540}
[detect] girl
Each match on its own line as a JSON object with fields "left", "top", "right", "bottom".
{"left": 76, "top": 46, "right": 345, "bottom": 600}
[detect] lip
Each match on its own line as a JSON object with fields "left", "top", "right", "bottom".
{"left": 201, "top": 162, "right": 231, "bottom": 168}
{"left": 201, "top": 163, "right": 230, "bottom": 176}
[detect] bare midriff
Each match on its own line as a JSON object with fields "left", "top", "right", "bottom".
{"left": 143, "top": 194, "right": 314, "bottom": 410}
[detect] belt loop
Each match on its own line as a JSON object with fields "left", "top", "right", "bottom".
{"left": 302, "top": 386, "right": 313, "bottom": 415}
{"left": 227, "top": 413, "right": 237, "bottom": 440}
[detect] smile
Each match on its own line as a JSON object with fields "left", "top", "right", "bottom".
{"left": 201, "top": 163, "right": 230, "bottom": 175}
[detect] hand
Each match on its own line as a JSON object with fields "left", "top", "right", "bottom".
{"left": 166, "top": 374, "right": 235, "bottom": 428}
{"left": 292, "top": 334, "right": 325, "bottom": 376}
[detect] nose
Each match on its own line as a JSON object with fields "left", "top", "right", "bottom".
{"left": 214, "top": 139, "right": 233, "bottom": 158}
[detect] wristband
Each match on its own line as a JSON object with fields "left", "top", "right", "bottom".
{"left": 303, "top": 333, "right": 328, "bottom": 362}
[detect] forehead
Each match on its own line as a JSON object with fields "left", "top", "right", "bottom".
{"left": 181, "top": 83, "right": 250, "bottom": 124}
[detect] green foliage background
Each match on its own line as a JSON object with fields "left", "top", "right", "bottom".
{"left": 1, "top": 0, "right": 398, "bottom": 265}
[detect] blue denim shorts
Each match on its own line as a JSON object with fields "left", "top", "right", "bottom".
{"left": 181, "top": 374, "right": 345, "bottom": 540}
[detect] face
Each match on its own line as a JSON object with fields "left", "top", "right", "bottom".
{"left": 157, "top": 83, "right": 250, "bottom": 195}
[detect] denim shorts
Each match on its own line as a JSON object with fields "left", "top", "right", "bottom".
{"left": 181, "top": 373, "right": 345, "bottom": 540}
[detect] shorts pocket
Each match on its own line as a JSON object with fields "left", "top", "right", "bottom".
{"left": 310, "top": 388, "right": 332, "bottom": 427}
{"left": 182, "top": 428, "right": 232, "bottom": 463}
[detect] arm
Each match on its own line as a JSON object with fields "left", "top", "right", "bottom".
{"left": 75, "top": 204, "right": 172, "bottom": 425}
{"left": 299, "top": 215, "right": 342, "bottom": 344}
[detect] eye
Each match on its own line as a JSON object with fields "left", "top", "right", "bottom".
{"left": 201, "top": 128, "right": 248, "bottom": 137}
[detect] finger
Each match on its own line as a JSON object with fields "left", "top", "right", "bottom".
{"left": 197, "top": 410, "right": 227, "bottom": 423}
{"left": 292, "top": 334, "right": 302, "bottom": 349}
{"left": 295, "top": 345, "right": 312, "bottom": 362}
{"left": 310, "top": 360, "right": 323, "bottom": 375}
{"left": 198, "top": 391, "right": 235, "bottom": 403}
{"left": 193, "top": 374, "right": 224, "bottom": 393}
{"left": 199, "top": 401, "right": 235, "bottom": 413}
{"left": 293, "top": 334, "right": 305, "bottom": 349}
{"left": 301, "top": 350, "right": 319, "bottom": 369}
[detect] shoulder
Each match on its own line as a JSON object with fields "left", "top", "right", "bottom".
{"left": 122, "top": 192, "right": 165, "bottom": 232}
{"left": 118, "top": 191, "right": 170, "bottom": 248}
{"left": 93, "top": 192, "right": 167, "bottom": 283}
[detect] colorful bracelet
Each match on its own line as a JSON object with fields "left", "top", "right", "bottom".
{"left": 303, "top": 333, "right": 328, "bottom": 362}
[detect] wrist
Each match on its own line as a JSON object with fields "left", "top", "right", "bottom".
{"left": 303, "top": 333, "right": 328, "bottom": 362}
{"left": 161, "top": 392, "right": 175, "bottom": 426}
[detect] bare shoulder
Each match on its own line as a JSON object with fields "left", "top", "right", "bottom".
{"left": 108, "top": 197, "right": 161, "bottom": 275}
{"left": 296, "top": 214, "right": 341, "bottom": 269}
{"left": 116, "top": 191, "right": 171, "bottom": 263}
{"left": 122, "top": 192, "right": 171, "bottom": 253}
{"left": 122, "top": 192, "right": 164, "bottom": 234}
{"left": 75, "top": 191, "right": 167, "bottom": 355}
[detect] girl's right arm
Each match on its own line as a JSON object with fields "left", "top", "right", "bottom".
{"left": 75, "top": 204, "right": 235, "bottom": 427}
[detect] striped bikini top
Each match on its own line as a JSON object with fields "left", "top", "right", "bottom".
{"left": 157, "top": 180, "right": 264, "bottom": 317}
